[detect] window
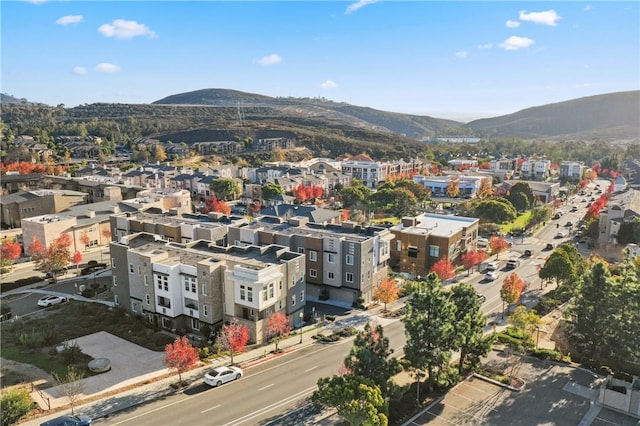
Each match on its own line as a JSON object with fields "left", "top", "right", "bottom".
{"left": 129, "top": 264, "right": 134, "bottom": 273}
{"left": 183, "top": 275, "right": 197, "bottom": 293}
{"left": 191, "top": 318, "right": 200, "bottom": 331}
{"left": 148, "top": 313, "right": 153, "bottom": 323}
{"left": 309, "top": 269, "right": 317, "bottom": 278}
{"left": 346, "top": 254, "right": 354, "bottom": 265}
{"left": 156, "top": 275, "right": 168, "bottom": 291}
{"left": 247, "top": 287, "right": 253, "bottom": 302}
{"left": 203, "top": 305, "right": 209, "bottom": 316}
{"left": 346, "top": 272, "right": 354, "bottom": 283}
{"left": 240, "top": 285, "right": 246, "bottom": 301}
{"left": 114, "top": 295, "right": 119, "bottom": 306}
{"left": 298, "top": 247, "right": 305, "bottom": 254}
{"left": 268, "top": 283, "right": 274, "bottom": 298}
{"left": 309, "top": 250, "right": 317, "bottom": 262}
{"left": 145, "top": 294, "right": 150, "bottom": 305}
{"left": 291, "top": 295, "right": 296, "bottom": 306}
{"left": 202, "top": 285, "right": 208, "bottom": 296}
{"left": 429, "top": 245, "right": 440, "bottom": 257}
{"left": 143, "top": 275, "right": 148, "bottom": 286}
{"left": 161, "top": 317, "right": 171, "bottom": 329}
{"left": 262, "top": 287, "right": 268, "bottom": 302}
{"left": 113, "top": 276, "right": 118, "bottom": 286}
{"left": 408, "top": 246, "right": 418, "bottom": 258}
{"left": 300, "top": 290, "right": 304, "bottom": 302}
{"left": 327, "top": 253, "right": 335, "bottom": 263}
{"left": 138, "top": 265, "right": 142, "bottom": 275}
{"left": 396, "top": 241, "right": 402, "bottom": 251}
{"left": 328, "top": 271, "right": 335, "bottom": 280}
{"left": 111, "top": 258, "right": 116, "bottom": 268}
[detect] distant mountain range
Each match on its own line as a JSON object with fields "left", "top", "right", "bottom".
{"left": 154, "top": 89, "right": 639, "bottom": 141}
{"left": 2, "top": 89, "right": 638, "bottom": 141}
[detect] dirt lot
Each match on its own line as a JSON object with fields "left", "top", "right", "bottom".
{"left": 1, "top": 357, "right": 55, "bottom": 391}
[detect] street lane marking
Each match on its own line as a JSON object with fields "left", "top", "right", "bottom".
{"left": 201, "top": 404, "right": 221, "bottom": 413}
{"left": 304, "top": 366, "right": 317, "bottom": 372}
{"left": 258, "top": 383, "right": 274, "bottom": 391}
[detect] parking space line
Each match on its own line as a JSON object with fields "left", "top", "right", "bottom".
{"left": 593, "top": 416, "right": 624, "bottom": 426}
{"left": 421, "top": 409, "right": 458, "bottom": 425}
{"left": 441, "top": 400, "right": 488, "bottom": 422}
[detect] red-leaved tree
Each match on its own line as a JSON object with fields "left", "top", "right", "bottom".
{"left": 341, "top": 209, "right": 350, "bottom": 221}
{"left": 373, "top": 277, "right": 399, "bottom": 312}
{"left": 217, "top": 318, "right": 250, "bottom": 365}
{"left": 72, "top": 251, "right": 83, "bottom": 273}
{"left": 430, "top": 258, "right": 455, "bottom": 281}
{"left": 0, "top": 241, "right": 22, "bottom": 269}
{"left": 264, "top": 312, "right": 291, "bottom": 353}
{"left": 461, "top": 251, "right": 481, "bottom": 276}
{"left": 28, "top": 236, "right": 44, "bottom": 257}
{"left": 211, "top": 197, "right": 231, "bottom": 215}
{"left": 32, "top": 234, "right": 72, "bottom": 277}
{"left": 79, "top": 232, "right": 91, "bottom": 250}
{"left": 164, "top": 336, "right": 199, "bottom": 385}
{"left": 489, "top": 236, "right": 510, "bottom": 259}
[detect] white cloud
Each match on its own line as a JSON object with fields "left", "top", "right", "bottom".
{"left": 477, "top": 43, "right": 493, "bottom": 50}
{"left": 73, "top": 66, "right": 87, "bottom": 75}
{"left": 583, "top": 5, "right": 594, "bottom": 12}
{"left": 346, "top": 0, "right": 378, "bottom": 15}
{"left": 505, "top": 20, "right": 520, "bottom": 28}
{"left": 455, "top": 51, "right": 468, "bottom": 59}
{"left": 320, "top": 80, "right": 337, "bottom": 89}
{"left": 499, "top": 36, "right": 535, "bottom": 51}
{"left": 94, "top": 63, "right": 120, "bottom": 73}
{"left": 519, "top": 10, "right": 562, "bottom": 26}
{"left": 56, "top": 15, "right": 83, "bottom": 25}
{"left": 257, "top": 54, "right": 282, "bottom": 66}
{"left": 98, "top": 19, "right": 156, "bottom": 39}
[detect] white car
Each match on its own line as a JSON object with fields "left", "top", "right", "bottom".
{"left": 484, "top": 262, "right": 499, "bottom": 271}
{"left": 204, "top": 366, "right": 243, "bottom": 387}
{"left": 485, "top": 271, "right": 499, "bottom": 281}
{"left": 37, "top": 295, "right": 68, "bottom": 307}
{"left": 555, "top": 231, "right": 566, "bottom": 238}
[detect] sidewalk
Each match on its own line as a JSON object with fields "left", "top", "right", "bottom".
{"left": 18, "top": 299, "right": 401, "bottom": 426}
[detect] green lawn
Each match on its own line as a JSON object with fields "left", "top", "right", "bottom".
{"left": 501, "top": 211, "right": 532, "bottom": 234}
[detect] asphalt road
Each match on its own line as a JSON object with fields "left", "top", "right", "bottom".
{"left": 102, "top": 320, "right": 407, "bottom": 426}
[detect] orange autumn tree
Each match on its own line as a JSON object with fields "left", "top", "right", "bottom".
{"left": 500, "top": 272, "right": 526, "bottom": 318}
{"left": 430, "top": 258, "right": 455, "bottom": 281}
{"left": 373, "top": 277, "right": 399, "bottom": 312}
{"left": 31, "top": 234, "right": 72, "bottom": 277}
{"left": 217, "top": 318, "right": 250, "bottom": 365}
{"left": 0, "top": 241, "right": 22, "bottom": 270}
{"left": 264, "top": 312, "right": 291, "bottom": 353}
{"left": 461, "top": 251, "right": 483, "bottom": 276}
{"left": 489, "top": 236, "right": 510, "bottom": 259}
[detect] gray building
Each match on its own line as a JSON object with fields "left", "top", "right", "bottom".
{"left": 110, "top": 232, "right": 305, "bottom": 344}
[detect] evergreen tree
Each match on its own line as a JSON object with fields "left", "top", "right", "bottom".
{"left": 402, "top": 273, "right": 456, "bottom": 386}
{"left": 450, "top": 284, "right": 493, "bottom": 374}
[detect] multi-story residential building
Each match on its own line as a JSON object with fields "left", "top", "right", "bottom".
{"left": 598, "top": 188, "right": 640, "bottom": 244}
{"left": 489, "top": 158, "right": 517, "bottom": 173}
{"left": 110, "top": 211, "right": 248, "bottom": 246}
{"left": 520, "top": 159, "right": 551, "bottom": 181}
{"left": 0, "top": 172, "right": 44, "bottom": 194}
{"left": 0, "top": 189, "right": 87, "bottom": 229}
{"left": 341, "top": 156, "right": 390, "bottom": 188}
{"left": 227, "top": 216, "right": 394, "bottom": 306}
{"left": 412, "top": 174, "right": 485, "bottom": 198}
{"left": 389, "top": 213, "right": 480, "bottom": 277}
{"left": 559, "top": 161, "right": 587, "bottom": 181}
{"left": 110, "top": 232, "right": 305, "bottom": 344}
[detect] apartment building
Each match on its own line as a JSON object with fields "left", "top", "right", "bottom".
{"left": 520, "top": 159, "right": 551, "bottom": 181}
{"left": 341, "top": 158, "right": 390, "bottom": 188}
{"left": 110, "top": 232, "right": 305, "bottom": 344}
{"left": 598, "top": 188, "right": 640, "bottom": 244}
{"left": 0, "top": 189, "right": 87, "bottom": 229}
{"left": 559, "top": 161, "right": 586, "bottom": 181}
{"left": 389, "top": 213, "right": 480, "bottom": 277}
{"left": 412, "top": 174, "right": 485, "bottom": 198}
{"left": 227, "top": 216, "right": 394, "bottom": 306}
{"left": 110, "top": 211, "right": 248, "bottom": 246}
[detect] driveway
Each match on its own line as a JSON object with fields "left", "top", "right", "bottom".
{"left": 32, "top": 331, "right": 167, "bottom": 410}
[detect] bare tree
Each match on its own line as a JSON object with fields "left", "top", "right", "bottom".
{"left": 53, "top": 366, "right": 85, "bottom": 414}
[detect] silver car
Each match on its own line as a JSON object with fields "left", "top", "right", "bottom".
{"left": 204, "top": 366, "right": 243, "bottom": 387}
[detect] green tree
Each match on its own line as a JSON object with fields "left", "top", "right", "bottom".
{"left": 528, "top": 206, "right": 552, "bottom": 227}
{"left": 611, "top": 262, "right": 640, "bottom": 371}
{"left": 343, "top": 321, "right": 399, "bottom": 396}
{"left": 312, "top": 375, "right": 388, "bottom": 426}
{"left": 0, "top": 388, "right": 35, "bottom": 426}
{"left": 210, "top": 178, "right": 241, "bottom": 201}
{"left": 339, "top": 180, "right": 372, "bottom": 210}
{"left": 508, "top": 305, "right": 542, "bottom": 345}
{"left": 474, "top": 199, "right": 517, "bottom": 224}
{"left": 153, "top": 144, "right": 167, "bottom": 162}
{"left": 506, "top": 182, "right": 535, "bottom": 210}
{"left": 261, "top": 182, "right": 285, "bottom": 201}
{"left": 539, "top": 250, "right": 576, "bottom": 288}
{"left": 450, "top": 284, "right": 493, "bottom": 374}
{"left": 403, "top": 273, "right": 456, "bottom": 386}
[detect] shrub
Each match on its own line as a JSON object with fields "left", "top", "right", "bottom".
{"left": 530, "top": 348, "right": 566, "bottom": 362}
{"left": 81, "top": 288, "right": 95, "bottom": 298}
{"left": 60, "top": 341, "right": 84, "bottom": 365}
{"left": 18, "top": 330, "right": 44, "bottom": 349}
{"left": 152, "top": 332, "right": 174, "bottom": 348}
{"left": 42, "top": 324, "right": 59, "bottom": 346}
{"left": 495, "top": 333, "right": 525, "bottom": 352}
{"left": 0, "top": 388, "right": 35, "bottom": 426}
{"left": 198, "top": 346, "right": 211, "bottom": 361}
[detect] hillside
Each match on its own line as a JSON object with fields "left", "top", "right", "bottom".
{"left": 465, "top": 91, "right": 639, "bottom": 140}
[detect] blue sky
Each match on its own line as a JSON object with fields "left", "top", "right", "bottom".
{"left": 2, "top": 1, "right": 639, "bottom": 120}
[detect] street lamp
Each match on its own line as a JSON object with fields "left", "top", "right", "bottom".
{"left": 299, "top": 311, "right": 304, "bottom": 344}
{"left": 415, "top": 371, "right": 425, "bottom": 406}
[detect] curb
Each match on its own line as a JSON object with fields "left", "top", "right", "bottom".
{"left": 471, "top": 372, "right": 524, "bottom": 392}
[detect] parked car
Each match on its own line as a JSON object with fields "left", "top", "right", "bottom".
{"left": 545, "top": 243, "right": 554, "bottom": 250}
{"left": 524, "top": 249, "right": 533, "bottom": 257}
{"left": 40, "top": 414, "right": 92, "bottom": 426}
{"left": 485, "top": 271, "right": 499, "bottom": 281}
{"left": 204, "top": 366, "right": 243, "bottom": 387}
{"left": 506, "top": 258, "right": 520, "bottom": 269}
{"left": 570, "top": 206, "right": 578, "bottom": 212}
{"left": 476, "top": 292, "right": 487, "bottom": 303}
{"left": 37, "top": 295, "right": 68, "bottom": 307}
{"left": 480, "top": 261, "right": 499, "bottom": 272}
{"left": 565, "top": 221, "right": 573, "bottom": 228}
{"left": 555, "top": 232, "right": 566, "bottom": 238}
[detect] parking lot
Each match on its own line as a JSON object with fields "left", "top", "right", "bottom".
{"left": 403, "top": 351, "right": 639, "bottom": 426}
